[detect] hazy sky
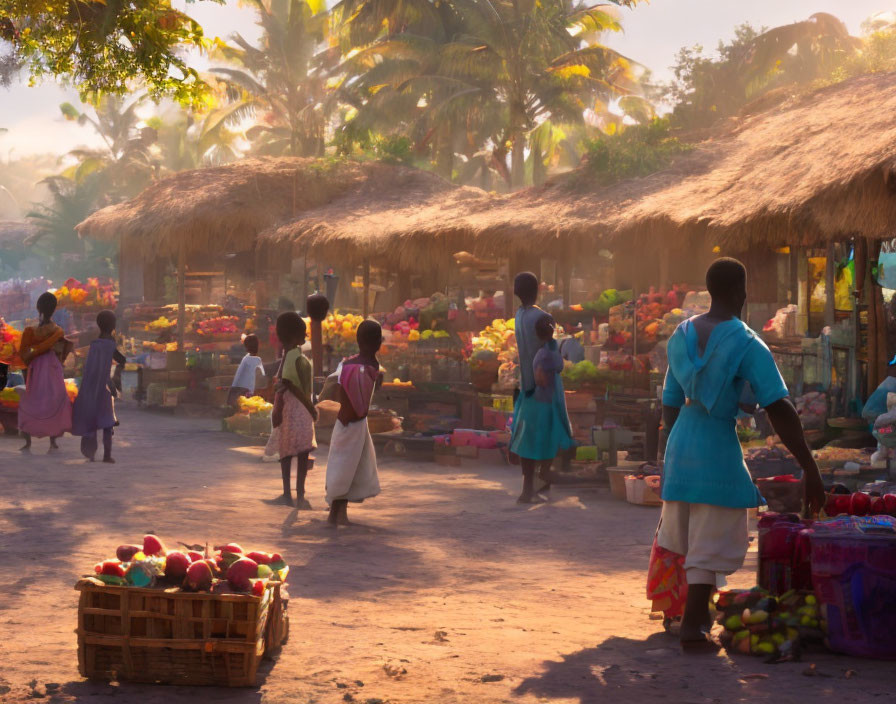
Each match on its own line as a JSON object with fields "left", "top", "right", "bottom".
{"left": 0, "top": 0, "right": 893, "bottom": 157}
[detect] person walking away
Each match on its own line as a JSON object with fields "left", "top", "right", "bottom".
{"left": 72, "top": 310, "right": 125, "bottom": 462}
{"left": 509, "top": 272, "right": 554, "bottom": 503}
{"left": 18, "top": 292, "right": 73, "bottom": 453}
{"left": 657, "top": 258, "right": 825, "bottom": 650}
{"left": 228, "top": 334, "right": 265, "bottom": 409}
{"left": 265, "top": 313, "right": 317, "bottom": 508}
{"left": 326, "top": 320, "right": 383, "bottom": 526}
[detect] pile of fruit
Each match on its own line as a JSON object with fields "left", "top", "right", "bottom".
{"left": 0, "top": 387, "right": 20, "bottom": 410}
{"left": 65, "top": 379, "right": 78, "bottom": 402}
{"left": 561, "top": 360, "right": 624, "bottom": 389}
{"left": 142, "top": 340, "right": 179, "bottom": 353}
{"left": 145, "top": 315, "right": 176, "bottom": 332}
{"left": 0, "top": 317, "right": 23, "bottom": 367}
{"left": 196, "top": 315, "right": 240, "bottom": 337}
{"left": 715, "top": 587, "right": 822, "bottom": 658}
{"left": 382, "top": 294, "right": 454, "bottom": 332}
{"left": 89, "top": 534, "right": 288, "bottom": 596}
{"left": 237, "top": 395, "right": 273, "bottom": 415}
{"left": 319, "top": 311, "right": 365, "bottom": 357}
{"left": 824, "top": 489, "right": 896, "bottom": 517}
{"left": 813, "top": 446, "right": 868, "bottom": 466}
{"left": 577, "top": 288, "right": 633, "bottom": 317}
{"left": 53, "top": 277, "right": 117, "bottom": 310}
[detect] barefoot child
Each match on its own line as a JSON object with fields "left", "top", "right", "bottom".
{"left": 527, "top": 314, "right": 575, "bottom": 489}
{"left": 72, "top": 310, "right": 125, "bottom": 462}
{"left": 656, "top": 258, "right": 825, "bottom": 650}
{"left": 19, "top": 292, "right": 72, "bottom": 452}
{"left": 227, "top": 334, "right": 265, "bottom": 408}
{"left": 326, "top": 320, "right": 383, "bottom": 526}
{"left": 265, "top": 312, "right": 317, "bottom": 508}
{"left": 509, "top": 272, "right": 556, "bottom": 503}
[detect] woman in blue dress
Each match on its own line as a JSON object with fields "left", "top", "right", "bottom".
{"left": 657, "top": 258, "right": 825, "bottom": 649}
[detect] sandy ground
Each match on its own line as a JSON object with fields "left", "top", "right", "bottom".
{"left": 0, "top": 404, "right": 892, "bottom": 704}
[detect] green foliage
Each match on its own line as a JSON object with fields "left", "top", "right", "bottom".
{"left": 0, "top": 0, "right": 223, "bottom": 105}
{"left": 583, "top": 118, "right": 690, "bottom": 185}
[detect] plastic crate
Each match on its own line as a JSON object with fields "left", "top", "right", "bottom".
{"left": 624, "top": 475, "right": 662, "bottom": 506}
{"left": 810, "top": 516, "right": 896, "bottom": 659}
{"left": 75, "top": 578, "right": 288, "bottom": 686}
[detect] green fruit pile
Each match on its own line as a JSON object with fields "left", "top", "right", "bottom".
{"left": 715, "top": 587, "right": 824, "bottom": 658}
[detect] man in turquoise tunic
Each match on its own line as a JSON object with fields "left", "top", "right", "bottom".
{"left": 658, "top": 258, "right": 825, "bottom": 648}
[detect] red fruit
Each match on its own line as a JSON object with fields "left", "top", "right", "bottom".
{"left": 101, "top": 560, "right": 126, "bottom": 578}
{"left": 204, "top": 558, "right": 222, "bottom": 577}
{"left": 143, "top": 534, "right": 167, "bottom": 556}
{"left": 870, "top": 497, "right": 887, "bottom": 515}
{"left": 825, "top": 494, "right": 841, "bottom": 516}
{"left": 116, "top": 544, "right": 142, "bottom": 562}
{"left": 164, "top": 551, "right": 191, "bottom": 580}
{"left": 226, "top": 557, "right": 259, "bottom": 592}
{"left": 252, "top": 579, "right": 266, "bottom": 597}
{"left": 188, "top": 551, "right": 204, "bottom": 563}
{"left": 246, "top": 551, "right": 272, "bottom": 565}
{"left": 216, "top": 543, "right": 243, "bottom": 554}
{"left": 184, "top": 560, "right": 213, "bottom": 592}
{"left": 94, "top": 563, "right": 103, "bottom": 574}
{"left": 270, "top": 553, "right": 283, "bottom": 563}
{"left": 884, "top": 494, "right": 896, "bottom": 516}
{"left": 850, "top": 492, "right": 871, "bottom": 516}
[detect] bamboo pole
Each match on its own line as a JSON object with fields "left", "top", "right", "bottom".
{"left": 362, "top": 259, "right": 371, "bottom": 318}
{"left": 177, "top": 241, "right": 186, "bottom": 353}
{"left": 825, "top": 242, "right": 836, "bottom": 329}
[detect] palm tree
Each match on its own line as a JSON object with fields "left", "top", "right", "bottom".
{"left": 59, "top": 95, "right": 157, "bottom": 202}
{"left": 210, "top": 0, "right": 333, "bottom": 157}
{"left": 337, "top": 0, "right": 644, "bottom": 188}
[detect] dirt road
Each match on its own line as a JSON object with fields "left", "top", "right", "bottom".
{"left": 0, "top": 405, "right": 891, "bottom": 703}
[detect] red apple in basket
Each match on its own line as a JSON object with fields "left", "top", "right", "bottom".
{"left": 850, "top": 492, "right": 871, "bottom": 516}
{"left": 884, "top": 494, "right": 896, "bottom": 516}
{"left": 870, "top": 497, "right": 887, "bottom": 515}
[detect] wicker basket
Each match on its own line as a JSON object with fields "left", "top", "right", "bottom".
{"left": 75, "top": 578, "right": 288, "bottom": 687}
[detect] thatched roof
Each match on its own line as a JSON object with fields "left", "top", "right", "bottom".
{"left": 0, "top": 220, "right": 35, "bottom": 248}
{"left": 444, "top": 71, "right": 896, "bottom": 252}
{"left": 261, "top": 163, "right": 493, "bottom": 268}
{"left": 75, "top": 157, "right": 390, "bottom": 256}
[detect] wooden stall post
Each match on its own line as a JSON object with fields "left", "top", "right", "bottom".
{"left": 306, "top": 293, "right": 329, "bottom": 381}
{"left": 362, "top": 258, "right": 371, "bottom": 318}
{"left": 825, "top": 242, "right": 836, "bottom": 329}
{"left": 177, "top": 241, "right": 186, "bottom": 349}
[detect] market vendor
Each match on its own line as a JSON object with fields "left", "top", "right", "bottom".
{"left": 656, "top": 258, "right": 825, "bottom": 650}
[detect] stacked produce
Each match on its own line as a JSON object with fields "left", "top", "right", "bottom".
{"left": 824, "top": 489, "right": 896, "bottom": 517}
{"left": 53, "top": 277, "right": 117, "bottom": 310}
{"left": 715, "top": 587, "right": 822, "bottom": 658}
{"left": 145, "top": 315, "right": 176, "bottom": 332}
{"left": 0, "top": 317, "right": 23, "bottom": 367}
{"left": 561, "top": 360, "right": 624, "bottom": 389}
{"left": 319, "top": 311, "right": 365, "bottom": 357}
{"left": 142, "top": 340, "right": 178, "bottom": 353}
{"left": 0, "top": 387, "right": 20, "bottom": 409}
{"left": 382, "top": 293, "right": 454, "bottom": 332}
{"left": 578, "top": 288, "right": 633, "bottom": 317}
{"left": 469, "top": 318, "right": 516, "bottom": 390}
{"left": 196, "top": 315, "right": 240, "bottom": 338}
{"left": 225, "top": 395, "right": 273, "bottom": 436}
{"left": 89, "top": 534, "right": 288, "bottom": 596}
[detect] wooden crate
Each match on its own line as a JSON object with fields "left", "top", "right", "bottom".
{"left": 75, "top": 578, "right": 288, "bottom": 687}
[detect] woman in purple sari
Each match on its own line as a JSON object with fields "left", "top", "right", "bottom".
{"left": 18, "top": 292, "right": 72, "bottom": 452}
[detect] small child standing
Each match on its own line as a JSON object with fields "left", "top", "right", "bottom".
{"left": 228, "top": 334, "right": 265, "bottom": 408}
{"left": 72, "top": 310, "right": 125, "bottom": 462}
{"left": 325, "top": 320, "right": 383, "bottom": 526}
{"left": 265, "top": 313, "right": 317, "bottom": 508}
{"left": 526, "top": 314, "right": 575, "bottom": 489}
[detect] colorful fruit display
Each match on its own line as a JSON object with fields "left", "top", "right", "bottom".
{"left": 196, "top": 315, "right": 240, "bottom": 337}
{"left": 65, "top": 379, "right": 78, "bottom": 402}
{"left": 88, "top": 534, "right": 288, "bottom": 595}
{"left": 145, "top": 315, "right": 176, "bottom": 332}
{"left": 237, "top": 395, "right": 273, "bottom": 415}
{"left": 318, "top": 311, "right": 366, "bottom": 357}
{"left": 824, "top": 490, "right": 896, "bottom": 517}
{"left": 0, "top": 317, "right": 23, "bottom": 368}
{"left": 53, "top": 277, "right": 117, "bottom": 310}
{"left": 715, "top": 587, "right": 823, "bottom": 659}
